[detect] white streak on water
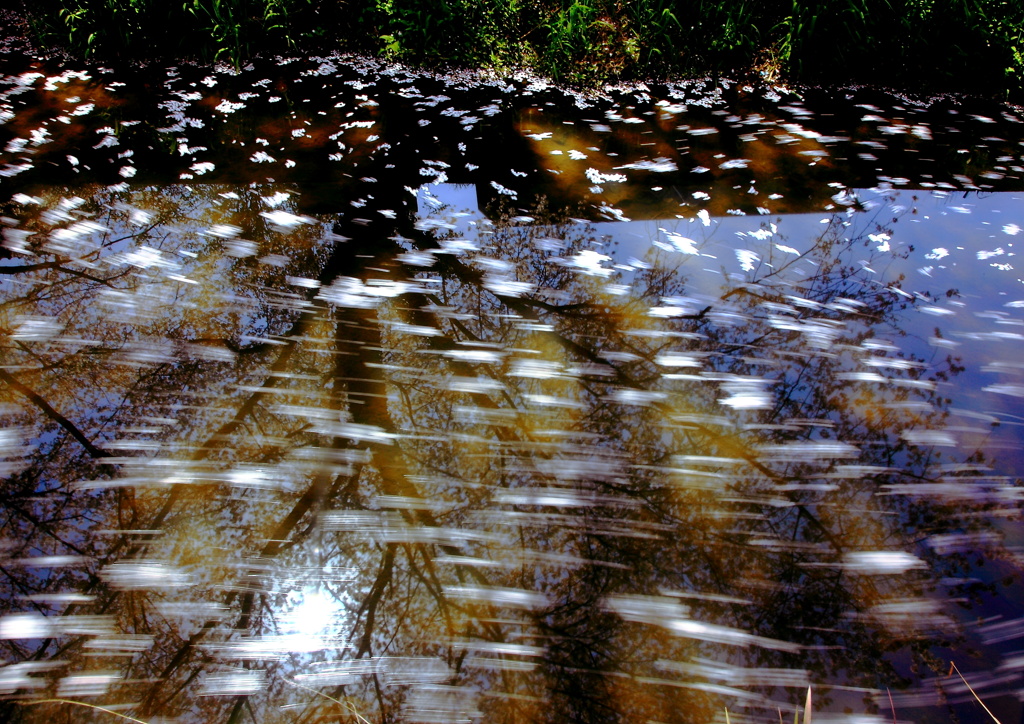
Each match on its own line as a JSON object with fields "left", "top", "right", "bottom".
{"left": 842, "top": 551, "right": 926, "bottom": 574}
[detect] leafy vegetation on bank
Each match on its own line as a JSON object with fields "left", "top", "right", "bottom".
{"left": 19, "top": 0, "right": 1024, "bottom": 98}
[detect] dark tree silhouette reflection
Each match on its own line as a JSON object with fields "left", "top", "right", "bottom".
{"left": 0, "top": 182, "right": 1018, "bottom": 723}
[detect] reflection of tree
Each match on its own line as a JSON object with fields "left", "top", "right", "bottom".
{"left": 0, "top": 183, "right": 1016, "bottom": 723}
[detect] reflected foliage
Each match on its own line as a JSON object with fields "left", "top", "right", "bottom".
{"left": 0, "top": 178, "right": 1019, "bottom": 723}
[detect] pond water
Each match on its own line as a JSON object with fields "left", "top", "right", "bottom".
{"left": 2, "top": 54, "right": 1024, "bottom": 723}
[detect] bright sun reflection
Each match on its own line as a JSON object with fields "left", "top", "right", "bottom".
{"left": 287, "top": 588, "right": 341, "bottom": 642}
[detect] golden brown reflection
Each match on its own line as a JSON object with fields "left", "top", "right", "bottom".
{"left": 0, "top": 179, "right": 1020, "bottom": 723}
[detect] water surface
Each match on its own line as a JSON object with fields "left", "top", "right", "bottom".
{"left": 1, "top": 54, "right": 1024, "bottom": 723}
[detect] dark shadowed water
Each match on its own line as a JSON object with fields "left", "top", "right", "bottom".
{"left": 2, "top": 54, "right": 1024, "bottom": 723}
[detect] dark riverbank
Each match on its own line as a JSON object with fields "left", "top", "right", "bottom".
{"left": 8, "top": 0, "right": 1024, "bottom": 102}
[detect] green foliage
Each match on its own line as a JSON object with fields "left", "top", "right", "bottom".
{"left": 50, "top": 0, "right": 178, "bottom": 58}
{"left": 183, "top": 0, "right": 247, "bottom": 63}
{"left": 30, "top": 0, "right": 313, "bottom": 66}
{"left": 543, "top": 1, "right": 597, "bottom": 72}
{"left": 19, "top": 0, "right": 1024, "bottom": 99}
{"left": 624, "top": 0, "right": 682, "bottom": 65}
{"left": 359, "top": 0, "right": 535, "bottom": 69}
